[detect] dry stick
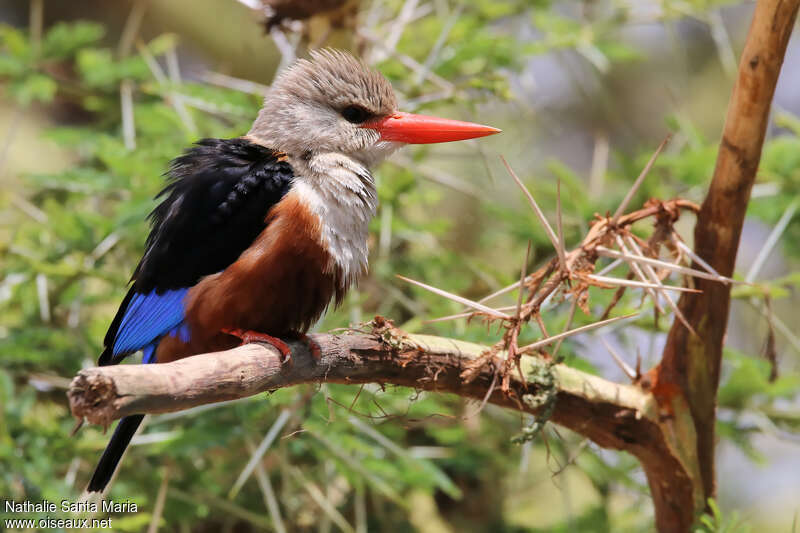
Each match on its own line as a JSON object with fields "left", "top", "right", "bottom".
{"left": 382, "top": 0, "right": 419, "bottom": 60}
{"left": 769, "top": 312, "right": 800, "bottom": 355}
{"left": 502, "top": 157, "right": 568, "bottom": 272}
{"left": 600, "top": 337, "right": 637, "bottom": 381}
{"left": 504, "top": 241, "right": 533, "bottom": 383}
{"left": 309, "top": 430, "right": 403, "bottom": 505}
{"left": 288, "top": 467, "right": 356, "bottom": 533}
{"left": 165, "top": 47, "right": 198, "bottom": 135}
{"left": 29, "top": 0, "right": 43, "bottom": 58}
{"left": 35, "top": 273, "right": 50, "bottom": 323}
{"left": 611, "top": 134, "right": 671, "bottom": 225}
{"left": 117, "top": 0, "right": 147, "bottom": 58}
{"left": 596, "top": 246, "right": 739, "bottom": 285}
{"left": 116, "top": 0, "right": 144, "bottom": 152}
{"left": 245, "top": 438, "right": 287, "bottom": 533}
{"left": 745, "top": 198, "right": 798, "bottom": 282}
{"left": 120, "top": 80, "right": 136, "bottom": 151}
{"left": 515, "top": 242, "right": 532, "bottom": 320}
{"left": 396, "top": 275, "right": 511, "bottom": 319}
{"left": 136, "top": 41, "right": 196, "bottom": 135}
{"left": 623, "top": 235, "right": 698, "bottom": 336}
{"left": 552, "top": 297, "right": 578, "bottom": 359}
{"left": 147, "top": 468, "right": 170, "bottom": 533}
{"left": 589, "top": 131, "right": 610, "bottom": 196}
{"left": 416, "top": 3, "right": 462, "bottom": 85}
{"left": 169, "top": 486, "right": 270, "bottom": 529}
{"left": 500, "top": 155, "right": 567, "bottom": 272}
{"left": 596, "top": 258, "right": 623, "bottom": 276}
{"left": 270, "top": 26, "right": 297, "bottom": 73}
{"left": 424, "top": 303, "right": 527, "bottom": 324}
{"left": 708, "top": 9, "right": 738, "bottom": 78}
{"left": 199, "top": 71, "right": 270, "bottom": 96}
{"left": 0, "top": 107, "right": 24, "bottom": 179}
{"left": 477, "top": 278, "right": 526, "bottom": 304}
{"left": 358, "top": 29, "right": 453, "bottom": 92}
{"left": 392, "top": 156, "right": 482, "bottom": 198}
{"left": 229, "top": 410, "right": 291, "bottom": 499}
{"left": 587, "top": 274, "right": 700, "bottom": 293}
{"left": 606, "top": 242, "right": 665, "bottom": 313}
{"left": 556, "top": 179, "right": 567, "bottom": 267}
{"left": 518, "top": 314, "right": 637, "bottom": 355}
{"left": 672, "top": 235, "right": 721, "bottom": 276}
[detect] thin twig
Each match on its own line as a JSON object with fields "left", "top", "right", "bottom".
{"left": 271, "top": 26, "right": 297, "bottom": 73}
{"left": 589, "top": 130, "right": 609, "bottom": 196}
{"left": 29, "top": 0, "right": 43, "bottom": 58}
{"left": 519, "top": 314, "right": 638, "bottom": 355}
{"left": 600, "top": 337, "right": 637, "bottom": 381}
{"left": 516, "top": 242, "right": 532, "bottom": 320}
{"left": 587, "top": 274, "right": 700, "bottom": 293}
{"left": 745, "top": 198, "right": 798, "bottom": 282}
{"left": 147, "top": 468, "right": 170, "bottom": 533}
{"left": 165, "top": 47, "right": 197, "bottom": 134}
{"left": 556, "top": 179, "right": 566, "bottom": 266}
{"left": 596, "top": 258, "right": 623, "bottom": 276}
{"left": 623, "top": 235, "right": 697, "bottom": 336}
{"left": 379, "top": 0, "right": 420, "bottom": 61}
{"left": 287, "top": 467, "right": 355, "bottom": 533}
{"left": 199, "top": 71, "right": 270, "bottom": 96}
{"left": 36, "top": 273, "right": 50, "bottom": 323}
{"left": 415, "top": 3, "right": 462, "bottom": 85}
{"left": 391, "top": 156, "right": 482, "bottom": 198}
{"left": 120, "top": 80, "right": 136, "bottom": 150}
{"left": 118, "top": 0, "right": 148, "bottom": 59}
{"left": 396, "top": 275, "right": 511, "bottom": 319}
{"left": 612, "top": 239, "right": 665, "bottom": 313}
{"left": 552, "top": 297, "right": 578, "bottom": 358}
{"left": 245, "top": 438, "right": 287, "bottom": 533}
{"left": 501, "top": 156, "right": 567, "bottom": 271}
{"left": 707, "top": 9, "right": 738, "bottom": 78}
{"left": 229, "top": 410, "right": 290, "bottom": 499}
{"left": 597, "top": 246, "right": 739, "bottom": 284}
{"left": 611, "top": 134, "right": 671, "bottom": 225}
{"left": 672, "top": 235, "right": 721, "bottom": 276}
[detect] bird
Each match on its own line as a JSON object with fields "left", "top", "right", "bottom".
{"left": 86, "top": 49, "right": 500, "bottom": 493}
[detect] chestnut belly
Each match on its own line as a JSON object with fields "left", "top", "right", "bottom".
{"left": 157, "top": 192, "right": 348, "bottom": 362}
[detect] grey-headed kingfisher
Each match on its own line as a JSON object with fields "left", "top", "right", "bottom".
{"left": 87, "top": 49, "right": 500, "bottom": 493}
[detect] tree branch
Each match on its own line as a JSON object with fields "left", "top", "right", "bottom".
{"left": 657, "top": 0, "right": 800, "bottom": 526}
{"left": 69, "top": 329, "right": 692, "bottom": 528}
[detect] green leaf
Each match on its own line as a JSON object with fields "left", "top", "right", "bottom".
{"left": 42, "top": 20, "right": 105, "bottom": 59}
{"left": 9, "top": 73, "right": 57, "bottom": 105}
{"left": 0, "top": 24, "right": 30, "bottom": 59}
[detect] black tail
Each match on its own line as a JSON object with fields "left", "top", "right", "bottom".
{"left": 87, "top": 414, "right": 145, "bottom": 493}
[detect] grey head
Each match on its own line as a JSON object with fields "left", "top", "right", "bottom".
{"left": 248, "top": 49, "right": 400, "bottom": 167}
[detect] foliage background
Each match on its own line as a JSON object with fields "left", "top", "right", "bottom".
{"left": 1, "top": 0, "right": 798, "bottom": 531}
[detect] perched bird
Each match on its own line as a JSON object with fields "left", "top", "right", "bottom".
{"left": 87, "top": 49, "right": 499, "bottom": 493}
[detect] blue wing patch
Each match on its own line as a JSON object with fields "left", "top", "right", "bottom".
{"left": 112, "top": 288, "right": 189, "bottom": 358}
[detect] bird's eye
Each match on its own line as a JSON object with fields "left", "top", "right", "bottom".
{"left": 341, "top": 105, "right": 371, "bottom": 124}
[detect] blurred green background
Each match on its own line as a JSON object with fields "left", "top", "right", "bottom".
{"left": 1, "top": 0, "right": 799, "bottom": 531}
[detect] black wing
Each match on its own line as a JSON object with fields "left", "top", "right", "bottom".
{"left": 99, "top": 138, "right": 294, "bottom": 365}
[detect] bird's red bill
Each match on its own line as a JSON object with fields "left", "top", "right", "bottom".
{"left": 363, "top": 111, "right": 501, "bottom": 144}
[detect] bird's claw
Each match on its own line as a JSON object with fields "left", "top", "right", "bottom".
{"left": 222, "top": 328, "right": 292, "bottom": 363}
{"left": 298, "top": 333, "right": 322, "bottom": 361}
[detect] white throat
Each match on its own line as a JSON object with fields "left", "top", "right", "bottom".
{"left": 290, "top": 152, "right": 378, "bottom": 287}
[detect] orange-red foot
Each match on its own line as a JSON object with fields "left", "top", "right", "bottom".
{"left": 223, "top": 328, "right": 292, "bottom": 362}
{"left": 299, "top": 334, "right": 322, "bottom": 360}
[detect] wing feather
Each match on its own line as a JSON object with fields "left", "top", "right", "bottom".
{"left": 99, "top": 138, "right": 294, "bottom": 365}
